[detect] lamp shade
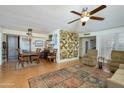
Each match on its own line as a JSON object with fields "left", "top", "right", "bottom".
{"left": 27, "top": 28, "right": 32, "bottom": 41}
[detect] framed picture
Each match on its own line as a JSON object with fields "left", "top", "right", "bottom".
{"left": 35, "top": 40, "right": 44, "bottom": 47}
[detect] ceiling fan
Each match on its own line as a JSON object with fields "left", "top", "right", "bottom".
{"left": 68, "top": 5, "right": 107, "bottom": 26}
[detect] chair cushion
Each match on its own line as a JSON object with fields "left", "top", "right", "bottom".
{"left": 109, "top": 63, "right": 120, "bottom": 67}
{"left": 111, "top": 73, "right": 124, "bottom": 85}
{"left": 115, "top": 69, "right": 124, "bottom": 75}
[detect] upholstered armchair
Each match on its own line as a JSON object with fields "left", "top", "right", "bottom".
{"left": 82, "top": 49, "right": 97, "bottom": 66}
{"left": 107, "top": 64, "right": 124, "bottom": 88}
{"left": 109, "top": 50, "right": 124, "bottom": 73}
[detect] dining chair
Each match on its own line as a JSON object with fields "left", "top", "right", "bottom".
{"left": 47, "top": 49, "right": 57, "bottom": 63}
{"left": 36, "top": 48, "right": 41, "bottom": 53}
{"left": 16, "top": 48, "right": 29, "bottom": 67}
{"left": 31, "top": 48, "right": 41, "bottom": 64}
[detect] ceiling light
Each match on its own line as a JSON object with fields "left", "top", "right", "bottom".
{"left": 80, "top": 16, "right": 89, "bottom": 22}
{"left": 27, "top": 28, "right": 32, "bottom": 41}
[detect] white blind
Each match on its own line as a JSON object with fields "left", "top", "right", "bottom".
{"left": 98, "top": 32, "right": 124, "bottom": 60}
{"left": 117, "top": 34, "right": 124, "bottom": 50}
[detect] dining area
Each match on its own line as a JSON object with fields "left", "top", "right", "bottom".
{"left": 1, "top": 28, "right": 58, "bottom": 69}
{"left": 16, "top": 48, "right": 41, "bottom": 67}
{"left": 16, "top": 48, "right": 57, "bottom": 68}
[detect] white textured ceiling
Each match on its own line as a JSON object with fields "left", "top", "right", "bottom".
{"left": 0, "top": 5, "right": 124, "bottom": 34}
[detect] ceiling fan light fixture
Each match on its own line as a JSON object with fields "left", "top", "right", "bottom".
{"left": 80, "top": 16, "right": 89, "bottom": 22}
{"left": 68, "top": 5, "right": 106, "bottom": 26}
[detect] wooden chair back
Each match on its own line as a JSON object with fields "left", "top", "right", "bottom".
{"left": 16, "top": 48, "right": 23, "bottom": 56}
{"left": 36, "top": 48, "right": 41, "bottom": 53}
{"left": 16, "top": 48, "right": 29, "bottom": 67}
{"left": 53, "top": 49, "right": 57, "bottom": 56}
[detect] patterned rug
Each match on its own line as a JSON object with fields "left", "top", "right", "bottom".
{"left": 28, "top": 64, "right": 112, "bottom": 88}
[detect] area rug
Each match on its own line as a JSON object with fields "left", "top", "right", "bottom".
{"left": 28, "top": 64, "right": 112, "bottom": 88}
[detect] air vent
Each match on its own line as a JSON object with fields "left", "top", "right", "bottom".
{"left": 84, "top": 33, "right": 90, "bottom": 35}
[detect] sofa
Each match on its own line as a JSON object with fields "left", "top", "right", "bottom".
{"left": 82, "top": 49, "right": 97, "bottom": 66}
{"left": 107, "top": 64, "right": 124, "bottom": 88}
{"left": 109, "top": 50, "right": 124, "bottom": 73}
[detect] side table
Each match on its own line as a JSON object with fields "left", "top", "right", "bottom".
{"left": 97, "top": 57, "right": 105, "bottom": 69}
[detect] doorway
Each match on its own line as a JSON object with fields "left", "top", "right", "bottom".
{"left": 7, "top": 35, "right": 19, "bottom": 61}
{"left": 79, "top": 36, "right": 96, "bottom": 57}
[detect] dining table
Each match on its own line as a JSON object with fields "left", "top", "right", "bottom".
{"left": 23, "top": 51, "right": 38, "bottom": 63}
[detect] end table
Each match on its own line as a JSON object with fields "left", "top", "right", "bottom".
{"left": 97, "top": 57, "right": 105, "bottom": 69}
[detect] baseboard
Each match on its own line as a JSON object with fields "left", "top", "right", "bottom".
{"left": 58, "top": 57, "right": 79, "bottom": 64}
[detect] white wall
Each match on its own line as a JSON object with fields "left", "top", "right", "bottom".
{"left": 2, "top": 34, "right": 6, "bottom": 42}
{"left": 20, "top": 36, "right": 46, "bottom": 52}
{"left": 52, "top": 29, "right": 60, "bottom": 49}
{"left": 79, "top": 26, "right": 124, "bottom": 62}
{"left": 51, "top": 29, "right": 60, "bottom": 63}
{"left": 96, "top": 26, "right": 124, "bottom": 61}
{"left": 79, "top": 32, "right": 96, "bottom": 37}
{"left": 20, "top": 36, "right": 30, "bottom": 51}
{"left": 1, "top": 28, "right": 48, "bottom": 52}
{"left": 31, "top": 37, "right": 45, "bottom": 51}
{"left": 1, "top": 28, "right": 48, "bottom": 39}
{"left": 0, "top": 32, "right": 2, "bottom": 65}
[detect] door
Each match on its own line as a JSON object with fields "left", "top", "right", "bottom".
{"left": 7, "top": 35, "right": 18, "bottom": 61}
{"left": 85, "top": 41, "right": 89, "bottom": 54}
{"left": 90, "top": 36, "right": 96, "bottom": 49}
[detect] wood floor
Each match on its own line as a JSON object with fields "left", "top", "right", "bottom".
{"left": 0, "top": 59, "right": 81, "bottom": 88}
{"left": 0, "top": 58, "right": 110, "bottom": 88}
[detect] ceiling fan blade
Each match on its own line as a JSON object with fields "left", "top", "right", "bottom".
{"left": 70, "top": 11, "right": 82, "bottom": 16}
{"left": 90, "top": 5, "right": 106, "bottom": 15}
{"left": 68, "top": 18, "right": 81, "bottom": 24}
{"left": 90, "top": 16, "right": 104, "bottom": 20}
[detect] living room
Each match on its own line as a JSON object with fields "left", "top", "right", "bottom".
{"left": 0, "top": 2, "right": 124, "bottom": 91}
